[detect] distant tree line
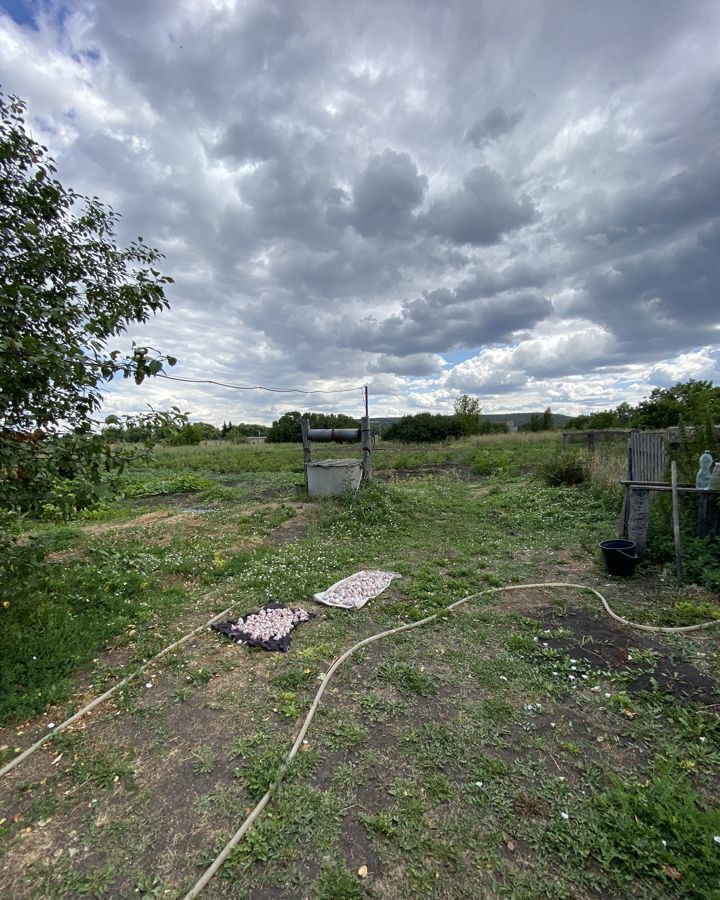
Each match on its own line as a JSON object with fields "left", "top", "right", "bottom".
{"left": 104, "top": 420, "right": 269, "bottom": 446}
{"left": 383, "top": 396, "right": 528, "bottom": 443}
{"left": 566, "top": 381, "right": 720, "bottom": 431}
{"left": 220, "top": 421, "right": 270, "bottom": 440}
{"left": 523, "top": 408, "right": 555, "bottom": 433}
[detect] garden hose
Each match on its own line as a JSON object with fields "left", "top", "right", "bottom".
{"left": 0, "top": 606, "right": 233, "bottom": 779}
{"left": 1, "top": 582, "right": 717, "bottom": 889}
{"left": 181, "top": 581, "right": 720, "bottom": 900}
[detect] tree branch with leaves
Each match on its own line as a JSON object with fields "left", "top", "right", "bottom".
{"left": 0, "top": 90, "right": 184, "bottom": 523}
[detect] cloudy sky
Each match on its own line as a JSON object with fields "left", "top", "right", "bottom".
{"left": 2, "top": 0, "right": 720, "bottom": 425}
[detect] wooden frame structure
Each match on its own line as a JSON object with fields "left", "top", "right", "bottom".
{"left": 619, "top": 480, "right": 717, "bottom": 559}
{"left": 300, "top": 417, "right": 372, "bottom": 491}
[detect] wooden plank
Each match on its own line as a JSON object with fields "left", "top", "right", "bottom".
{"left": 620, "top": 481, "right": 700, "bottom": 494}
{"left": 698, "top": 492, "right": 718, "bottom": 539}
{"left": 301, "top": 418, "right": 311, "bottom": 492}
{"left": 627, "top": 487, "right": 650, "bottom": 560}
{"left": 360, "top": 416, "right": 372, "bottom": 483}
{"left": 671, "top": 461, "right": 683, "bottom": 582}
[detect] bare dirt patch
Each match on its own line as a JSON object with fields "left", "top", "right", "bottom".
{"left": 266, "top": 504, "right": 319, "bottom": 547}
{"left": 538, "top": 605, "right": 720, "bottom": 703}
{"left": 80, "top": 510, "right": 183, "bottom": 535}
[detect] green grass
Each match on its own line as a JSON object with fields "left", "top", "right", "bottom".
{"left": 549, "top": 765, "right": 720, "bottom": 897}
{"left": 0, "top": 543, "right": 181, "bottom": 721}
{"left": 2, "top": 437, "right": 719, "bottom": 899}
{"left": 117, "top": 472, "right": 216, "bottom": 497}
{"left": 375, "top": 660, "right": 437, "bottom": 696}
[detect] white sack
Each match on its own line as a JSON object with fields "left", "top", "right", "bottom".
{"left": 313, "top": 570, "right": 401, "bottom": 610}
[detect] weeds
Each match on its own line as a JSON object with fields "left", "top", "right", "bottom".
{"left": 191, "top": 745, "right": 217, "bottom": 775}
{"left": 3, "top": 438, "right": 720, "bottom": 899}
{"left": 375, "top": 660, "right": 437, "bottom": 696}
{"left": 316, "top": 862, "right": 373, "bottom": 899}
{"left": 549, "top": 765, "right": 720, "bottom": 897}
{"left": 540, "top": 450, "right": 590, "bottom": 486}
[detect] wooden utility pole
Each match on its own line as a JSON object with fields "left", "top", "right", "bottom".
{"left": 671, "top": 461, "right": 683, "bottom": 582}
{"left": 301, "top": 417, "right": 312, "bottom": 491}
{"left": 361, "top": 387, "right": 372, "bottom": 483}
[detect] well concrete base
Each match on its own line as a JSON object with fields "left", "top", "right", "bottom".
{"left": 306, "top": 458, "right": 362, "bottom": 497}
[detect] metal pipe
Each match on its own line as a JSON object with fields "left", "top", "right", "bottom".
{"left": 307, "top": 428, "right": 360, "bottom": 443}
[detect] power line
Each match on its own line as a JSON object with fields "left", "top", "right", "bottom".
{"left": 157, "top": 373, "right": 364, "bottom": 395}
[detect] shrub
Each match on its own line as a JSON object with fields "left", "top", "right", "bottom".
{"left": 540, "top": 450, "right": 590, "bottom": 486}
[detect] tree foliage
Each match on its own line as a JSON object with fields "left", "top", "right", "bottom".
{"left": 0, "top": 90, "right": 182, "bottom": 521}
{"left": 453, "top": 394, "right": 482, "bottom": 436}
{"left": 221, "top": 421, "right": 270, "bottom": 440}
{"left": 384, "top": 412, "right": 465, "bottom": 442}
{"left": 567, "top": 381, "right": 720, "bottom": 432}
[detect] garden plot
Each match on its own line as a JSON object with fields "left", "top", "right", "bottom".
{"left": 1, "top": 458, "right": 719, "bottom": 899}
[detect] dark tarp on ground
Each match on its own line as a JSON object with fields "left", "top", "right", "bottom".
{"left": 211, "top": 600, "right": 314, "bottom": 652}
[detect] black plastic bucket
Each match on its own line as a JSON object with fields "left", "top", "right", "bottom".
{"left": 599, "top": 539, "right": 638, "bottom": 577}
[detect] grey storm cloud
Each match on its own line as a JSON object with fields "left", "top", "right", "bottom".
{"left": 466, "top": 107, "right": 524, "bottom": 146}
{"left": 214, "top": 115, "right": 284, "bottom": 163}
{"left": 422, "top": 167, "right": 536, "bottom": 246}
{"left": 367, "top": 353, "right": 444, "bottom": 376}
{"left": 346, "top": 149, "right": 428, "bottom": 237}
{"left": 349, "top": 289, "right": 552, "bottom": 356}
{"left": 2, "top": 0, "right": 720, "bottom": 423}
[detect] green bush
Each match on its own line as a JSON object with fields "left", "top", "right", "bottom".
{"left": 539, "top": 450, "right": 590, "bottom": 486}
{"left": 647, "top": 494, "right": 720, "bottom": 592}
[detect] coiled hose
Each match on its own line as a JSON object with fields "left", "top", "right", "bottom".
{"left": 181, "top": 581, "right": 720, "bottom": 899}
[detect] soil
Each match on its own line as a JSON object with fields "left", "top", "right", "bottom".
{"left": 3, "top": 483, "right": 719, "bottom": 898}
{"left": 266, "top": 505, "right": 319, "bottom": 547}
{"left": 79, "top": 510, "right": 195, "bottom": 535}
{"left": 538, "top": 606, "right": 720, "bottom": 703}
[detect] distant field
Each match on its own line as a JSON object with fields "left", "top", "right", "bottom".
{"left": 143, "top": 431, "right": 564, "bottom": 475}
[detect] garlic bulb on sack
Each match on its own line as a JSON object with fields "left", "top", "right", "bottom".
{"left": 231, "top": 605, "right": 310, "bottom": 643}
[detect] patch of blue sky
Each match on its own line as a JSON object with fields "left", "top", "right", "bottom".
{"left": 0, "top": 0, "right": 37, "bottom": 28}
{"left": 440, "top": 348, "right": 479, "bottom": 367}
{"left": 72, "top": 48, "right": 101, "bottom": 63}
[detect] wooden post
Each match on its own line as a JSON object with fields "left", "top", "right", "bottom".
{"left": 361, "top": 415, "right": 372, "bottom": 483}
{"left": 618, "top": 483, "right": 630, "bottom": 537}
{"left": 627, "top": 487, "right": 650, "bottom": 560}
{"left": 671, "top": 461, "right": 683, "bottom": 582}
{"left": 301, "top": 417, "right": 312, "bottom": 491}
{"left": 698, "top": 491, "right": 717, "bottom": 539}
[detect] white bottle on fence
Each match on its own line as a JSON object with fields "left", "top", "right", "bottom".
{"left": 696, "top": 451, "right": 714, "bottom": 490}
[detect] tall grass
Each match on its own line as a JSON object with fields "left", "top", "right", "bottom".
{"left": 588, "top": 443, "right": 627, "bottom": 497}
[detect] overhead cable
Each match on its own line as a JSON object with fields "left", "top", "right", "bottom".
{"left": 156, "top": 374, "right": 363, "bottom": 394}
